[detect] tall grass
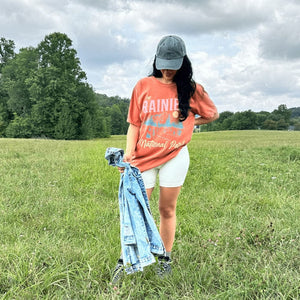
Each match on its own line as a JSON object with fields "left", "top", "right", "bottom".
{"left": 0, "top": 131, "right": 299, "bottom": 299}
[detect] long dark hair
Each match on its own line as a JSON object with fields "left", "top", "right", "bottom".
{"left": 150, "top": 55, "right": 196, "bottom": 121}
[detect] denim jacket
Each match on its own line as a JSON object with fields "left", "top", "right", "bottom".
{"left": 105, "top": 147, "right": 165, "bottom": 274}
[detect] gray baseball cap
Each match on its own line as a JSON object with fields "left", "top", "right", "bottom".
{"left": 155, "top": 35, "right": 186, "bottom": 70}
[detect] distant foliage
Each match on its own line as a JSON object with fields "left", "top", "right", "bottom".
{"left": 201, "top": 105, "right": 299, "bottom": 132}
{"left": 289, "top": 107, "right": 300, "bottom": 131}
{"left": 0, "top": 34, "right": 298, "bottom": 139}
{"left": 95, "top": 94, "right": 129, "bottom": 135}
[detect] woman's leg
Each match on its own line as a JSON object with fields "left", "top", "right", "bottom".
{"left": 157, "top": 147, "right": 189, "bottom": 253}
{"left": 158, "top": 186, "right": 182, "bottom": 252}
{"left": 146, "top": 186, "right": 181, "bottom": 251}
{"left": 146, "top": 187, "right": 154, "bottom": 201}
{"left": 144, "top": 147, "right": 189, "bottom": 253}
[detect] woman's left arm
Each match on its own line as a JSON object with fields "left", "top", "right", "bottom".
{"left": 194, "top": 112, "right": 219, "bottom": 126}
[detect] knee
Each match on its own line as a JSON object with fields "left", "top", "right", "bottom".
{"left": 159, "top": 205, "right": 176, "bottom": 219}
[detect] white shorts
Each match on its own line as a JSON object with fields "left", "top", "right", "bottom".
{"left": 141, "top": 146, "right": 190, "bottom": 189}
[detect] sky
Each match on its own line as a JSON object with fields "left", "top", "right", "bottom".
{"left": 1, "top": 0, "right": 300, "bottom": 113}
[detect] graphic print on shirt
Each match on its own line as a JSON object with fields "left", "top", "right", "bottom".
{"left": 138, "top": 97, "right": 185, "bottom": 150}
{"left": 144, "top": 114, "right": 183, "bottom": 138}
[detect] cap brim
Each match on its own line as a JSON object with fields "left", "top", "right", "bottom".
{"left": 155, "top": 57, "right": 183, "bottom": 70}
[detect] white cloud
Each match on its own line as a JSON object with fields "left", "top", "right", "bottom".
{"left": 258, "top": 2, "right": 300, "bottom": 60}
{"left": 95, "top": 61, "right": 145, "bottom": 97}
{"left": 128, "top": 0, "right": 268, "bottom": 34}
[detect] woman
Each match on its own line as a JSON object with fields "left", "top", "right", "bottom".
{"left": 114, "top": 35, "right": 219, "bottom": 281}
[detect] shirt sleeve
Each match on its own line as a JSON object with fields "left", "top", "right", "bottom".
{"left": 127, "top": 81, "right": 142, "bottom": 126}
{"left": 190, "top": 83, "right": 218, "bottom": 119}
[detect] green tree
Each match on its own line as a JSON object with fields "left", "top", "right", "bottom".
{"left": 261, "top": 105, "right": 291, "bottom": 131}
{"left": 76, "top": 82, "right": 101, "bottom": 139}
{"left": 5, "top": 113, "right": 32, "bottom": 138}
{"left": 0, "top": 81, "right": 10, "bottom": 136}
{"left": 95, "top": 93, "right": 129, "bottom": 135}
{"left": 0, "top": 37, "right": 15, "bottom": 73}
{"left": 290, "top": 107, "right": 300, "bottom": 118}
{"left": 54, "top": 103, "right": 77, "bottom": 139}
{"left": 222, "top": 117, "right": 233, "bottom": 130}
{"left": 217, "top": 111, "right": 234, "bottom": 123}
{"left": 0, "top": 95, "right": 10, "bottom": 136}
{"left": 2, "top": 47, "right": 38, "bottom": 117}
{"left": 262, "top": 119, "right": 277, "bottom": 130}
{"left": 30, "top": 32, "right": 87, "bottom": 138}
{"left": 80, "top": 110, "right": 94, "bottom": 140}
{"left": 256, "top": 111, "right": 270, "bottom": 129}
{"left": 276, "top": 118, "right": 289, "bottom": 130}
{"left": 110, "top": 104, "right": 125, "bottom": 135}
{"left": 230, "top": 110, "right": 257, "bottom": 130}
{"left": 0, "top": 37, "right": 15, "bottom": 136}
{"left": 215, "top": 111, "right": 234, "bottom": 130}
{"left": 273, "top": 104, "right": 291, "bottom": 123}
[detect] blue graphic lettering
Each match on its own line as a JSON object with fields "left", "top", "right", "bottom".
{"left": 144, "top": 113, "right": 183, "bottom": 139}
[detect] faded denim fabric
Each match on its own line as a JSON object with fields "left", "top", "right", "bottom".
{"left": 105, "top": 147, "right": 165, "bottom": 274}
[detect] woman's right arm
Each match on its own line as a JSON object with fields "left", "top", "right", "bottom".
{"left": 124, "top": 123, "right": 140, "bottom": 163}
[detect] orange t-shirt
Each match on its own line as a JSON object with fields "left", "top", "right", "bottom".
{"left": 127, "top": 76, "right": 217, "bottom": 172}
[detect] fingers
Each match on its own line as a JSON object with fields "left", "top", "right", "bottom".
{"left": 117, "top": 153, "right": 134, "bottom": 173}
{"left": 118, "top": 167, "right": 125, "bottom": 173}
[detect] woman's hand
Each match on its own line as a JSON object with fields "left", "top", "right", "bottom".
{"left": 118, "top": 153, "right": 134, "bottom": 173}
{"left": 194, "top": 112, "right": 219, "bottom": 125}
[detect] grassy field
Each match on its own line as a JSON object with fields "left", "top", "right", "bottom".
{"left": 0, "top": 131, "right": 299, "bottom": 299}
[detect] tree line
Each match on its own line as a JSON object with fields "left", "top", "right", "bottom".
{"left": 1, "top": 33, "right": 299, "bottom": 140}
{"left": 0, "top": 33, "right": 129, "bottom": 139}
{"left": 200, "top": 105, "right": 300, "bottom": 132}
